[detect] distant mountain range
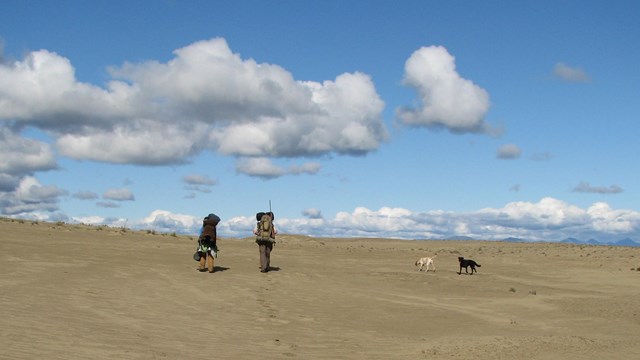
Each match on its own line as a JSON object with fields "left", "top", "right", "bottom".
{"left": 558, "top": 237, "right": 640, "bottom": 247}
{"left": 441, "top": 236, "right": 640, "bottom": 247}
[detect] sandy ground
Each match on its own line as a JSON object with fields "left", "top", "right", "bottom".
{"left": 1, "top": 218, "right": 640, "bottom": 359}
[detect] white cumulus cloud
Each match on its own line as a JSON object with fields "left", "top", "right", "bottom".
{"left": 1, "top": 38, "right": 388, "bottom": 167}
{"left": 587, "top": 202, "right": 638, "bottom": 233}
{"left": 138, "top": 209, "right": 201, "bottom": 234}
{"left": 396, "top": 46, "right": 493, "bottom": 134}
{"left": 236, "top": 157, "right": 286, "bottom": 179}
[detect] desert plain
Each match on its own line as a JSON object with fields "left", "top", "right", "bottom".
{"left": 1, "top": 217, "right": 640, "bottom": 359}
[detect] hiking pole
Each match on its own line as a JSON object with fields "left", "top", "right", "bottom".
{"left": 269, "top": 200, "right": 275, "bottom": 245}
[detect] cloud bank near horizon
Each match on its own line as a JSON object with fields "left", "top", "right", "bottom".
{"left": 16, "top": 197, "right": 638, "bottom": 243}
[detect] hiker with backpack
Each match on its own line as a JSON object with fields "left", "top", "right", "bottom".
{"left": 196, "top": 213, "right": 220, "bottom": 273}
{"left": 254, "top": 211, "right": 277, "bottom": 273}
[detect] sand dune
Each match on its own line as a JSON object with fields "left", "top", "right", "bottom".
{"left": 1, "top": 218, "right": 640, "bottom": 359}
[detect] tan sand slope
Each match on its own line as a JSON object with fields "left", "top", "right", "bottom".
{"left": 1, "top": 218, "right": 640, "bottom": 359}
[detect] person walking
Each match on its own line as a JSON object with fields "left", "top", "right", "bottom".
{"left": 254, "top": 211, "right": 276, "bottom": 273}
{"left": 197, "top": 213, "right": 220, "bottom": 273}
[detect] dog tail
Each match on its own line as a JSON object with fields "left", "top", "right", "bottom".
{"left": 477, "top": 264, "right": 481, "bottom": 267}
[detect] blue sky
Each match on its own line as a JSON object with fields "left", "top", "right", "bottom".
{"left": 1, "top": 0, "right": 639, "bottom": 242}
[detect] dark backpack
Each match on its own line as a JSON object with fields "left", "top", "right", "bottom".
{"left": 206, "top": 213, "right": 221, "bottom": 225}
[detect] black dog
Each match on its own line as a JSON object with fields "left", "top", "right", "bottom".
{"left": 458, "top": 257, "right": 481, "bottom": 275}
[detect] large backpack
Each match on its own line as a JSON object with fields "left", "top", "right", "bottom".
{"left": 256, "top": 212, "right": 274, "bottom": 242}
{"left": 206, "top": 213, "right": 221, "bottom": 225}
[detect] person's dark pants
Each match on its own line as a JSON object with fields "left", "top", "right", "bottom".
{"left": 258, "top": 241, "right": 273, "bottom": 272}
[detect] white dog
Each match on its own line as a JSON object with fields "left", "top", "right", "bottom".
{"left": 415, "top": 255, "right": 437, "bottom": 272}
